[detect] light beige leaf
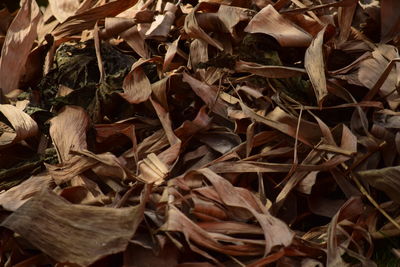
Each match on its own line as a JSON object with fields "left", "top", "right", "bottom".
{"left": 52, "top": 0, "right": 140, "bottom": 39}
{"left": 0, "top": 0, "right": 41, "bottom": 95}
{"left": 2, "top": 189, "right": 142, "bottom": 266}
{"left": 0, "top": 104, "right": 39, "bottom": 147}
{"left": 0, "top": 173, "right": 53, "bottom": 211}
{"left": 49, "top": 105, "right": 90, "bottom": 162}
{"left": 305, "top": 27, "right": 328, "bottom": 106}
{"left": 146, "top": 2, "right": 177, "bottom": 40}
{"left": 217, "top": 5, "right": 254, "bottom": 33}
{"left": 48, "top": 0, "right": 80, "bottom": 23}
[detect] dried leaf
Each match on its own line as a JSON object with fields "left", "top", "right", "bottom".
{"left": 245, "top": 5, "right": 312, "bottom": 47}
{"left": 2, "top": 189, "right": 142, "bottom": 266}
{"left": 182, "top": 72, "right": 228, "bottom": 118}
{"left": 304, "top": 27, "right": 328, "bottom": 106}
{"left": 184, "top": 4, "right": 223, "bottom": 50}
{"left": 327, "top": 197, "right": 364, "bottom": 266}
{"left": 197, "top": 168, "right": 294, "bottom": 255}
{"left": 0, "top": 173, "right": 53, "bottom": 211}
{"left": 49, "top": 106, "right": 90, "bottom": 162}
{"left": 235, "top": 60, "right": 306, "bottom": 78}
{"left": 48, "top": 0, "right": 80, "bottom": 23}
{"left": 0, "top": 0, "right": 41, "bottom": 95}
{"left": 357, "top": 166, "right": 400, "bottom": 204}
{"left": 0, "top": 104, "right": 39, "bottom": 147}
{"left": 53, "top": 0, "right": 140, "bottom": 39}
{"left": 380, "top": 0, "right": 400, "bottom": 43}
{"left": 146, "top": 3, "right": 177, "bottom": 40}
{"left": 121, "top": 62, "right": 152, "bottom": 104}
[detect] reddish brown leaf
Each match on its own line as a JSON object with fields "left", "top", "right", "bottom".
{"left": 245, "top": 5, "right": 312, "bottom": 47}
{"left": 184, "top": 4, "right": 223, "bottom": 50}
{"left": 120, "top": 59, "right": 152, "bottom": 104}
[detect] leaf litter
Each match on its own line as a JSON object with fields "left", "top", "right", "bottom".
{"left": 0, "top": 0, "right": 400, "bottom": 266}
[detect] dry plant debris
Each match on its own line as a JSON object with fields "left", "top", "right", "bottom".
{"left": 0, "top": 0, "right": 400, "bottom": 266}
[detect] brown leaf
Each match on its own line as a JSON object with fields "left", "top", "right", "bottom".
{"left": 49, "top": 105, "right": 90, "bottom": 162}
{"left": 217, "top": 5, "right": 254, "bottom": 33}
{"left": 327, "top": 197, "right": 364, "bottom": 266}
{"left": 120, "top": 59, "right": 152, "bottom": 104}
{"left": 0, "top": 104, "right": 39, "bottom": 147}
{"left": 162, "top": 206, "right": 265, "bottom": 261}
{"left": 380, "top": 0, "right": 400, "bottom": 43}
{"left": 2, "top": 189, "right": 142, "bottom": 266}
{"left": 184, "top": 4, "right": 223, "bottom": 50}
{"left": 124, "top": 243, "right": 179, "bottom": 267}
{"left": 145, "top": 3, "right": 177, "bottom": 40}
{"left": 48, "top": 0, "right": 80, "bottom": 23}
{"left": 245, "top": 5, "right": 312, "bottom": 47}
{"left": 304, "top": 27, "right": 328, "bottom": 106}
{"left": 102, "top": 17, "right": 138, "bottom": 39}
{"left": 0, "top": 173, "right": 53, "bottom": 211}
{"left": 121, "top": 24, "right": 150, "bottom": 59}
{"left": 163, "top": 37, "right": 180, "bottom": 72}
{"left": 337, "top": 0, "right": 357, "bottom": 45}
{"left": 357, "top": 166, "right": 400, "bottom": 204}
{"left": 52, "top": 0, "right": 140, "bottom": 39}
{"left": 358, "top": 45, "right": 400, "bottom": 109}
{"left": 182, "top": 72, "right": 228, "bottom": 118}
{"left": 0, "top": 0, "right": 41, "bottom": 95}
{"left": 241, "top": 105, "right": 322, "bottom": 146}
{"left": 197, "top": 221, "right": 263, "bottom": 235}
{"left": 197, "top": 168, "right": 294, "bottom": 256}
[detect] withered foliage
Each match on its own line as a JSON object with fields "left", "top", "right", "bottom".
{"left": 0, "top": 0, "right": 399, "bottom": 266}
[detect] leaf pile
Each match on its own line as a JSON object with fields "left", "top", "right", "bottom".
{"left": 0, "top": 0, "right": 400, "bottom": 266}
